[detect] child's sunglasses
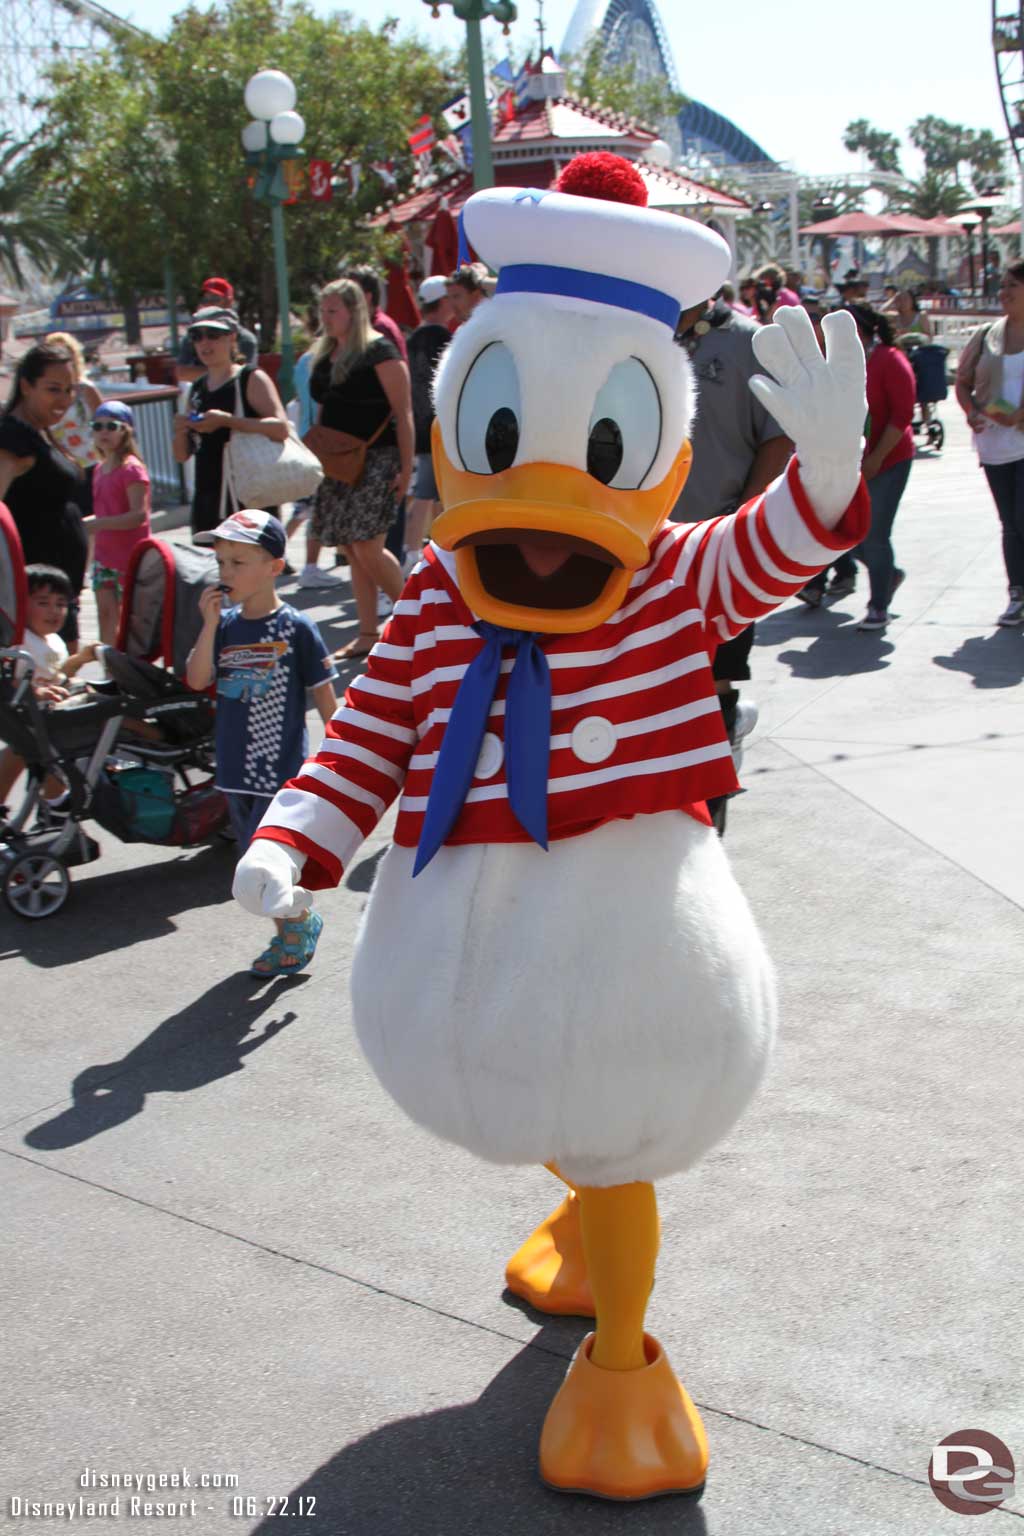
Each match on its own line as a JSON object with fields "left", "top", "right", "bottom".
{"left": 190, "top": 326, "right": 227, "bottom": 340}
{"left": 91, "top": 420, "right": 124, "bottom": 432}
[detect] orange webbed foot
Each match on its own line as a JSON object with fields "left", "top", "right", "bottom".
{"left": 505, "top": 1193, "right": 595, "bottom": 1318}
{"left": 539, "top": 1333, "right": 708, "bottom": 1500}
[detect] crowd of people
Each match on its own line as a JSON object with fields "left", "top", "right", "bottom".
{"left": 1, "top": 249, "right": 1021, "bottom": 964}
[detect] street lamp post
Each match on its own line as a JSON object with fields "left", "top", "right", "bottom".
{"left": 422, "top": 0, "right": 518, "bottom": 191}
{"left": 958, "top": 212, "right": 981, "bottom": 299}
{"left": 242, "top": 68, "right": 305, "bottom": 402}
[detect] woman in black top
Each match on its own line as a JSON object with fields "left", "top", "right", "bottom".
{"left": 0, "top": 342, "right": 88, "bottom": 643}
{"left": 171, "top": 306, "right": 289, "bottom": 539}
{"left": 309, "top": 279, "right": 414, "bottom": 659}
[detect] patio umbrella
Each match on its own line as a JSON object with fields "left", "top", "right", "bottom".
{"left": 798, "top": 211, "right": 902, "bottom": 236}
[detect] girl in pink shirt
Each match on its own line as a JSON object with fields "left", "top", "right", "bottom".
{"left": 87, "top": 400, "right": 151, "bottom": 643}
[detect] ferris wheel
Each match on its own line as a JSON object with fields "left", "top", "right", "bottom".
{"left": 0, "top": 0, "right": 143, "bottom": 143}
{"left": 994, "top": 4, "right": 1024, "bottom": 172}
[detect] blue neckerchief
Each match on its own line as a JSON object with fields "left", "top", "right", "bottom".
{"left": 413, "top": 621, "right": 551, "bottom": 876}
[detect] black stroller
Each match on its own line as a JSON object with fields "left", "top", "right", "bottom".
{"left": 906, "top": 340, "right": 949, "bottom": 452}
{"left": 0, "top": 514, "right": 229, "bottom": 918}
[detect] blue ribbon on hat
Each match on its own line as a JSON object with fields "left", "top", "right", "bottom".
{"left": 496, "top": 262, "right": 680, "bottom": 329}
{"left": 413, "top": 623, "right": 551, "bottom": 876}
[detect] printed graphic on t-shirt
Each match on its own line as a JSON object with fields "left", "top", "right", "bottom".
{"left": 217, "top": 640, "right": 289, "bottom": 702}
{"left": 217, "top": 609, "right": 297, "bottom": 794}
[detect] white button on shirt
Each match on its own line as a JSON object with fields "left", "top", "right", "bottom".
{"left": 570, "top": 716, "right": 617, "bottom": 764}
{"left": 475, "top": 731, "right": 505, "bottom": 780}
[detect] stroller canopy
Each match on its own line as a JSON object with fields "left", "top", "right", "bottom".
{"left": 0, "top": 503, "right": 27, "bottom": 649}
{"left": 116, "top": 537, "right": 218, "bottom": 680}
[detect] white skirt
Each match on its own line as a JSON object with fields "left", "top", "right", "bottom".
{"left": 349, "top": 813, "right": 777, "bottom": 1187}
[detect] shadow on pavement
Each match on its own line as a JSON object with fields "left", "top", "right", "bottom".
{"left": 344, "top": 845, "right": 387, "bottom": 893}
{"left": 755, "top": 604, "right": 895, "bottom": 678}
{"left": 932, "top": 630, "right": 1024, "bottom": 689}
{"left": 0, "top": 844, "right": 233, "bottom": 965}
{"left": 21, "top": 971, "right": 301, "bottom": 1149}
{"left": 251, "top": 1319, "right": 709, "bottom": 1536}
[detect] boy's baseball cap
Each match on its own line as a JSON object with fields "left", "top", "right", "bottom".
{"left": 94, "top": 399, "right": 134, "bottom": 427}
{"left": 195, "top": 509, "right": 287, "bottom": 558}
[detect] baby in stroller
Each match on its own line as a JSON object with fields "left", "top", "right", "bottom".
{"left": 0, "top": 511, "right": 228, "bottom": 918}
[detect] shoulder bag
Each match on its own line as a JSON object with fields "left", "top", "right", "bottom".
{"left": 303, "top": 414, "right": 391, "bottom": 487}
{"left": 222, "top": 371, "right": 323, "bottom": 510}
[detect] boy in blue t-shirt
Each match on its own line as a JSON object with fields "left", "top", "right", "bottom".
{"left": 187, "top": 510, "right": 338, "bottom": 976}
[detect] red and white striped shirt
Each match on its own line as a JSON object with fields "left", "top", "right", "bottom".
{"left": 255, "top": 459, "right": 868, "bottom": 888}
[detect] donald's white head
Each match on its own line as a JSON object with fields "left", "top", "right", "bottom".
{"left": 431, "top": 153, "right": 731, "bottom": 633}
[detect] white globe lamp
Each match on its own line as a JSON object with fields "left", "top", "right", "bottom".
{"left": 241, "top": 119, "right": 268, "bottom": 153}
{"left": 269, "top": 110, "right": 305, "bottom": 146}
{"left": 645, "top": 139, "right": 672, "bottom": 169}
{"left": 244, "top": 69, "right": 296, "bottom": 122}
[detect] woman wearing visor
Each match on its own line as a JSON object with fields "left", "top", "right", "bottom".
{"left": 172, "top": 305, "right": 289, "bottom": 539}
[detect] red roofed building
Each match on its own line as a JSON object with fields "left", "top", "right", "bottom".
{"left": 371, "top": 57, "right": 749, "bottom": 283}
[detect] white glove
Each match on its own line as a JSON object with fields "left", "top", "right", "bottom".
{"left": 232, "top": 841, "right": 311, "bottom": 919}
{"left": 749, "top": 306, "right": 867, "bottom": 529}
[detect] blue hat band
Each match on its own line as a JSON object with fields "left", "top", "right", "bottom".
{"left": 495, "top": 263, "right": 680, "bottom": 329}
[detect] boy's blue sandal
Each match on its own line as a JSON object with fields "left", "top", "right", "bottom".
{"left": 250, "top": 912, "right": 324, "bottom": 977}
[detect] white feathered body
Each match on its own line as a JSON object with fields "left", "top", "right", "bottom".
{"left": 350, "top": 811, "right": 776, "bottom": 1188}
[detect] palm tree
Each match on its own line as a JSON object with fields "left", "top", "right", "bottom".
{"left": 886, "top": 170, "right": 968, "bottom": 281}
{"left": 0, "top": 138, "right": 82, "bottom": 290}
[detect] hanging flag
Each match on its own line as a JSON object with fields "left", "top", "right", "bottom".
{"left": 309, "top": 159, "right": 332, "bottom": 202}
{"left": 408, "top": 115, "right": 436, "bottom": 157}
{"left": 348, "top": 159, "right": 362, "bottom": 197}
{"left": 372, "top": 161, "right": 397, "bottom": 189}
{"left": 437, "top": 133, "right": 466, "bottom": 168}
{"left": 283, "top": 160, "right": 305, "bottom": 205}
{"left": 491, "top": 57, "right": 514, "bottom": 86}
{"left": 514, "top": 60, "right": 535, "bottom": 110}
{"left": 496, "top": 88, "right": 516, "bottom": 125}
{"left": 443, "top": 94, "right": 471, "bottom": 133}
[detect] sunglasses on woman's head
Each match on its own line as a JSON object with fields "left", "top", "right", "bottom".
{"left": 191, "top": 327, "right": 228, "bottom": 340}
{"left": 92, "top": 420, "right": 123, "bottom": 432}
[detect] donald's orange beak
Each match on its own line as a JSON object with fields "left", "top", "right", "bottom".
{"left": 430, "top": 421, "right": 693, "bottom": 633}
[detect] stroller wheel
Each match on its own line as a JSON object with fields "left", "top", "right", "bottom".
{"left": 3, "top": 852, "right": 71, "bottom": 919}
{"left": 927, "top": 418, "right": 944, "bottom": 452}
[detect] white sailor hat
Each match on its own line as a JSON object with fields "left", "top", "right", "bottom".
{"left": 461, "top": 175, "right": 731, "bottom": 329}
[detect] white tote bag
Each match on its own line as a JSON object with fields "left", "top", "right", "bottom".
{"left": 222, "top": 374, "right": 323, "bottom": 509}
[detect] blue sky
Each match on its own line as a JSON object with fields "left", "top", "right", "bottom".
{"left": 102, "top": 0, "right": 1009, "bottom": 181}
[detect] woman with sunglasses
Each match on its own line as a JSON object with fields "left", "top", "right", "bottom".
{"left": 172, "top": 305, "right": 289, "bottom": 539}
{"left": 85, "top": 401, "right": 151, "bottom": 644}
{"left": 0, "top": 341, "right": 88, "bottom": 643}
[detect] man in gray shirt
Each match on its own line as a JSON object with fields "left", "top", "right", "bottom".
{"left": 673, "top": 293, "right": 793, "bottom": 832}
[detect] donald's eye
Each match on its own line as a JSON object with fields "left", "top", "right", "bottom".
{"left": 456, "top": 342, "right": 521, "bottom": 474}
{"left": 587, "top": 358, "right": 662, "bottom": 489}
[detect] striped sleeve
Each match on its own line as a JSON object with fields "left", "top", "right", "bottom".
{"left": 671, "top": 457, "right": 870, "bottom": 642}
{"left": 250, "top": 580, "right": 421, "bottom": 890}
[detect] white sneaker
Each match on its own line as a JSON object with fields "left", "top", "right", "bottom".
{"left": 297, "top": 564, "right": 345, "bottom": 589}
{"left": 730, "top": 699, "right": 759, "bottom": 773}
{"left": 402, "top": 550, "right": 420, "bottom": 580}
{"left": 377, "top": 591, "right": 394, "bottom": 619}
{"left": 997, "top": 586, "right": 1024, "bottom": 626}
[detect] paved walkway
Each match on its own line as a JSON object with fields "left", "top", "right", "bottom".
{"left": 2, "top": 410, "right": 1022, "bottom": 1534}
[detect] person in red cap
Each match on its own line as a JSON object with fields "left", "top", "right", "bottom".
{"left": 177, "top": 278, "right": 258, "bottom": 382}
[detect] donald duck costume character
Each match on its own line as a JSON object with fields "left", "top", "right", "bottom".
{"left": 234, "top": 153, "right": 869, "bottom": 1501}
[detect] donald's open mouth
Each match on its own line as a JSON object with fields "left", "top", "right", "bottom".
{"left": 456, "top": 530, "right": 621, "bottom": 612}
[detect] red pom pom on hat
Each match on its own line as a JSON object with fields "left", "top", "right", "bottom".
{"left": 555, "top": 152, "right": 648, "bottom": 208}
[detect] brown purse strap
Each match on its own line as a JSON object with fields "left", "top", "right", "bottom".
{"left": 365, "top": 413, "right": 392, "bottom": 450}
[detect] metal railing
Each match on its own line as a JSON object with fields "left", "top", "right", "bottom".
{"left": 97, "top": 384, "right": 186, "bottom": 508}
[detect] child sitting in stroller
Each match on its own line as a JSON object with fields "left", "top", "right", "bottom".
{"left": 0, "top": 563, "right": 104, "bottom": 812}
